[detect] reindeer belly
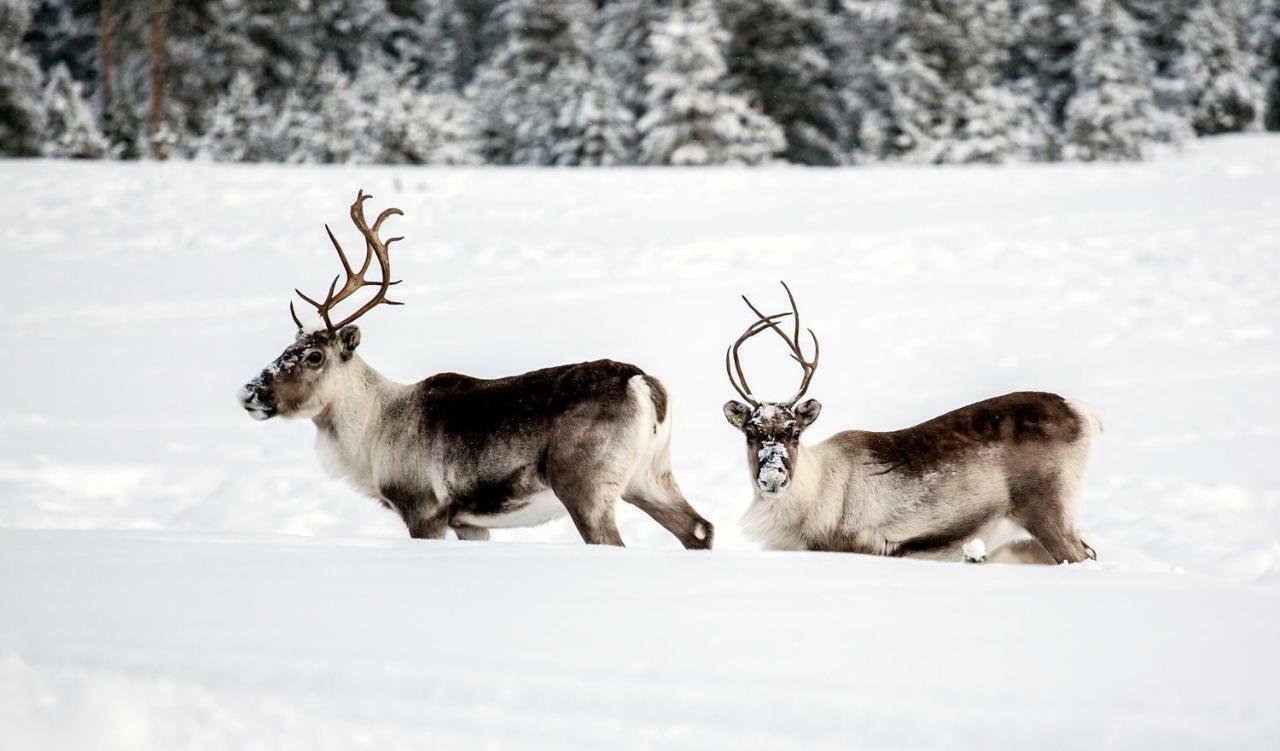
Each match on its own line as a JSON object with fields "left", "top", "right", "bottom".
{"left": 451, "top": 489, "right": 568, "bottom": 529}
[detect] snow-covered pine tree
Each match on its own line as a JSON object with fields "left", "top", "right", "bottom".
{"left": 827, "top": 0, "right": 898, "bottom": 162}
{"left": 596, "top": 0, "right": 663, "bottom": 124}
{"left": 1119, "top": 0, "right": 1196, "bottom": 142}
{"left": 404, "top": 89, "right": 484, "bottom": 165}
{"left": 880, "top": 0, "right": 1042, "bottom": 163}
{"left": 312, "top": 0, "right": 400, "bottom": 75}
{"left": 952, "top": 0, "right": 1048, "bottom": 162}
{"left": 312, "top": 58, "right": 369, "bottom": 163}
{"left": 267, "top": 89, "right": 327, "bottom": 163}
{"left": 467, "top": 0, "right": 595, "bottom": 164}
{"left": 197, "top": 69, "right": 271, "bottom": 162}
{"left": 638, "top": 0, "right": 783, "bottom": 165}
{"left": 720, "top": 0, "right": 847, "bottom": 165}
{"left": 1064, "top": 0, "right": 1157, "bottom": 161}
{"left": 1254, "top": 0, "right": 1280, "bottom": 130}
{"left": 878, "top": 30, "right": 954, "bottom": 164}
{"left": 554, "top": 63, "right": 636, "bottom": 165}
{"left": 379, "top": 82, "right": 484, "bottom": 165}
{"left": 1175, "top": 0, "right": 1264, "bottom": 135}
{"left": 42, "top": 62, "right": 108, "bottom": 158}
{"left": 957, "top": 80, "right": 1053, "bottom": 163}
{"left": 391, "top": 0, "right": 475, "bottom": 88}
{"left": 0, "top": 0, "right": 47, "bottom": 156}
{"left": 1012, "top": 0, "right": 1084, "bottom": 151}
{"left": 24, "top": 0, "right": 100, "bottom": 93}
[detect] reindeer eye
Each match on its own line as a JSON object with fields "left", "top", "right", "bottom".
{"left": 305, "top": 351, "right": 324, "bottom": 367}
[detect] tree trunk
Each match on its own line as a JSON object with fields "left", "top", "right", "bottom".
{"left": 99, "top": 0, "right": 114, "bottom": 117}
{"left": 149, "top": 0, "right": 167, "bottom": 160}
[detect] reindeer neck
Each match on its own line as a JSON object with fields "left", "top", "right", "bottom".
{"left": 312, "top": 355, "right": 404, "bottom": 450}
{"left": 785, "top": 442, "right": 823, "bottom": 501}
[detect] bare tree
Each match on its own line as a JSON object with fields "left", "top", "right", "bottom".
{"left": 148, "top": 0, "right": 166, "bottom": 159}
{"left": 99, "top": 0, "right": 114, "bottom": 117}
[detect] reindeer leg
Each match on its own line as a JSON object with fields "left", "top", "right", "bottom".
{"left": 380, "top": 483, "right": 448, "bottom": 540}
{"left": 544, "top": 413, "right": 632, "bottom": 547}
{"left": 406, "top": 515, "right": 449, "bottom": 540}
{"left": 623, "top": 472, "right": 714, "bottom": 550}
{"left": 554, "top": 488, "right": 625, "bottom": 546}
{"left": 545, "top": 467, "right": 626, "bottom": 547}
{"left": 1009, "top": 472, "right": 1089, "bottom": 564}
{"left": 451, "top": 524, "right": 490, "bottom": 542}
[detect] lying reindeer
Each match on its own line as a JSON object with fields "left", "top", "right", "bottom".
{"left": 239, "top": 190, "right": 713, "bottom": 548}
{"left": 722, "top": 283, "right": 1099, "bottom": 563}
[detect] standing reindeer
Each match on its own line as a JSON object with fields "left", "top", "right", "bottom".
{"left": 238, "top": 190, "right": 713, "bottom": 548}
{"left": 722, "top": 283, "right": 1100, "bottom": 563}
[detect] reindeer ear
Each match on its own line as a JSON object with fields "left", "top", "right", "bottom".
{"left": 794, "top": 399, "right": 822, "bottom": 430}
{"left": 337, "top": 325, "right": 360, "bottom": 360}
{"left": 724, "top": 401, "right": 751, "bottom": 429}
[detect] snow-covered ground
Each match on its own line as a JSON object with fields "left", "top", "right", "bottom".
{"left": 2, "top": 135, "right": 1279, "bottom": 748}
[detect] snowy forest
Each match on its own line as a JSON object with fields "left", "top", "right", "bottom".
{"left": 3, "top": 0, "right": 1280, "bottom": 166}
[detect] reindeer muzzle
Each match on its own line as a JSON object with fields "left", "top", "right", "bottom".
{"left": 238, "top": 379, "right": 278, "bottom": 421}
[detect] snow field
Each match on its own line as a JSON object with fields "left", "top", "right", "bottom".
{"left": 1, "top": 136, "right": 1279, "bottom": 747}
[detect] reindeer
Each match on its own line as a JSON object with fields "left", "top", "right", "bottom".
{"left": 238, "top": 191, "right": 713, "bottom": 548}
{"left": 721, "top": 283, "right": 1100, "bottom": 564}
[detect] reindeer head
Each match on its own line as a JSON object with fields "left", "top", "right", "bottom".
{"left": 723, "top": 282, "right": 821, "bottom": 497}
{"left": 239, "top": 190, "right": 404, "bottom": 421}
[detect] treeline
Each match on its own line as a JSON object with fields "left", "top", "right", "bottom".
{"left": 3, "top": 0, "right": 1280, "bottom": 166}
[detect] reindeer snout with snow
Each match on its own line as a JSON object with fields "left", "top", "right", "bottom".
{"left": 723, "top": 283, "right": 1100, "bottom": 564}
{"left": 239, "top": 191, "right": 713, "bottom": 548}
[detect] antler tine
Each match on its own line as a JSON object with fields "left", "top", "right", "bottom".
{"left": 781, "top": 280, "right": 801, "bottom": 346}
{"left": 291, "top": 189, "right": 406, "bottom": 334}
{"left": 725, "top": 348, "right": 755, "bottom": 406}
{"left": 324, "top": 224, "right": 356, "bottom": 278}
{"left": 790, "top": 328, "right": 820, "bottom": 404}
{"left": 372, "top": 207, "right": 403, "bottom": 233}
{"left": 290, "top": 301, "right": 304, "bottom": 330}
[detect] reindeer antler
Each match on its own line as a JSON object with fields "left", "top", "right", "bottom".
{"left": 290, "top": 189, "right": 404, "bottom": 334}
{"left": 725, "top": 281, "right": 820, "bottom": 407}
{"left": 725, "top": 311, "right": 791, "bottom": 407}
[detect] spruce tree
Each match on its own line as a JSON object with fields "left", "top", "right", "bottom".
{"left": 42, "top": 62, "right": 108, "bottom": 158}
{"left": 720, "top": 0, "right": 847, "bottom": 165}
{"left": 24, "top": 0, "right": 99, "bottom": 90}
{"left": 554, "top": 64, "right": 636, "bottom": 165}
{"left": 827, "top": 0, "right": 898, "bottom": 162}
{"left": 0, "top": 0, "right": 47, "bottom": 156}
{"left": 403, "top": 90, "right": 483, "bottom": 165}
{"left": 1119, "top": 0, "right": 1197, "bottom": 141}
{"left": 467, "top": 0, "right": 595, "bottom": 164}
{"left": 315, "top": 58, "right": 377, "bottom": 164}
{"left": 197, "top": 69, "right": 271, "bottom": 162}
{"left": 1176, "top": 0, "right": 1264, "bottom": 135}
{"left": 596, "top": 0, "right": 663, "bottom": 122}
{"left": 269, "top": 90, "right": 327, "bottom": 163}
{"left": 882, "top": 0, "right": 1042, "bottom": 163}
{"left": 1254, "top": 0, "right": 1280, "bottom": 130}
{"left": 1064, "top": 0, "right": 1157, "bottom": 160}
{"left": 1013, "top": 0, "right": 1084, "bottom": 148}
{"left": 880, "top": 31, "right": 954, "bottom": 164}
{"left": 638, "top": 0, "right": 783, "bottom": 165}
{"left": 378, "top": 82, "right": 483, "bottom": 165}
